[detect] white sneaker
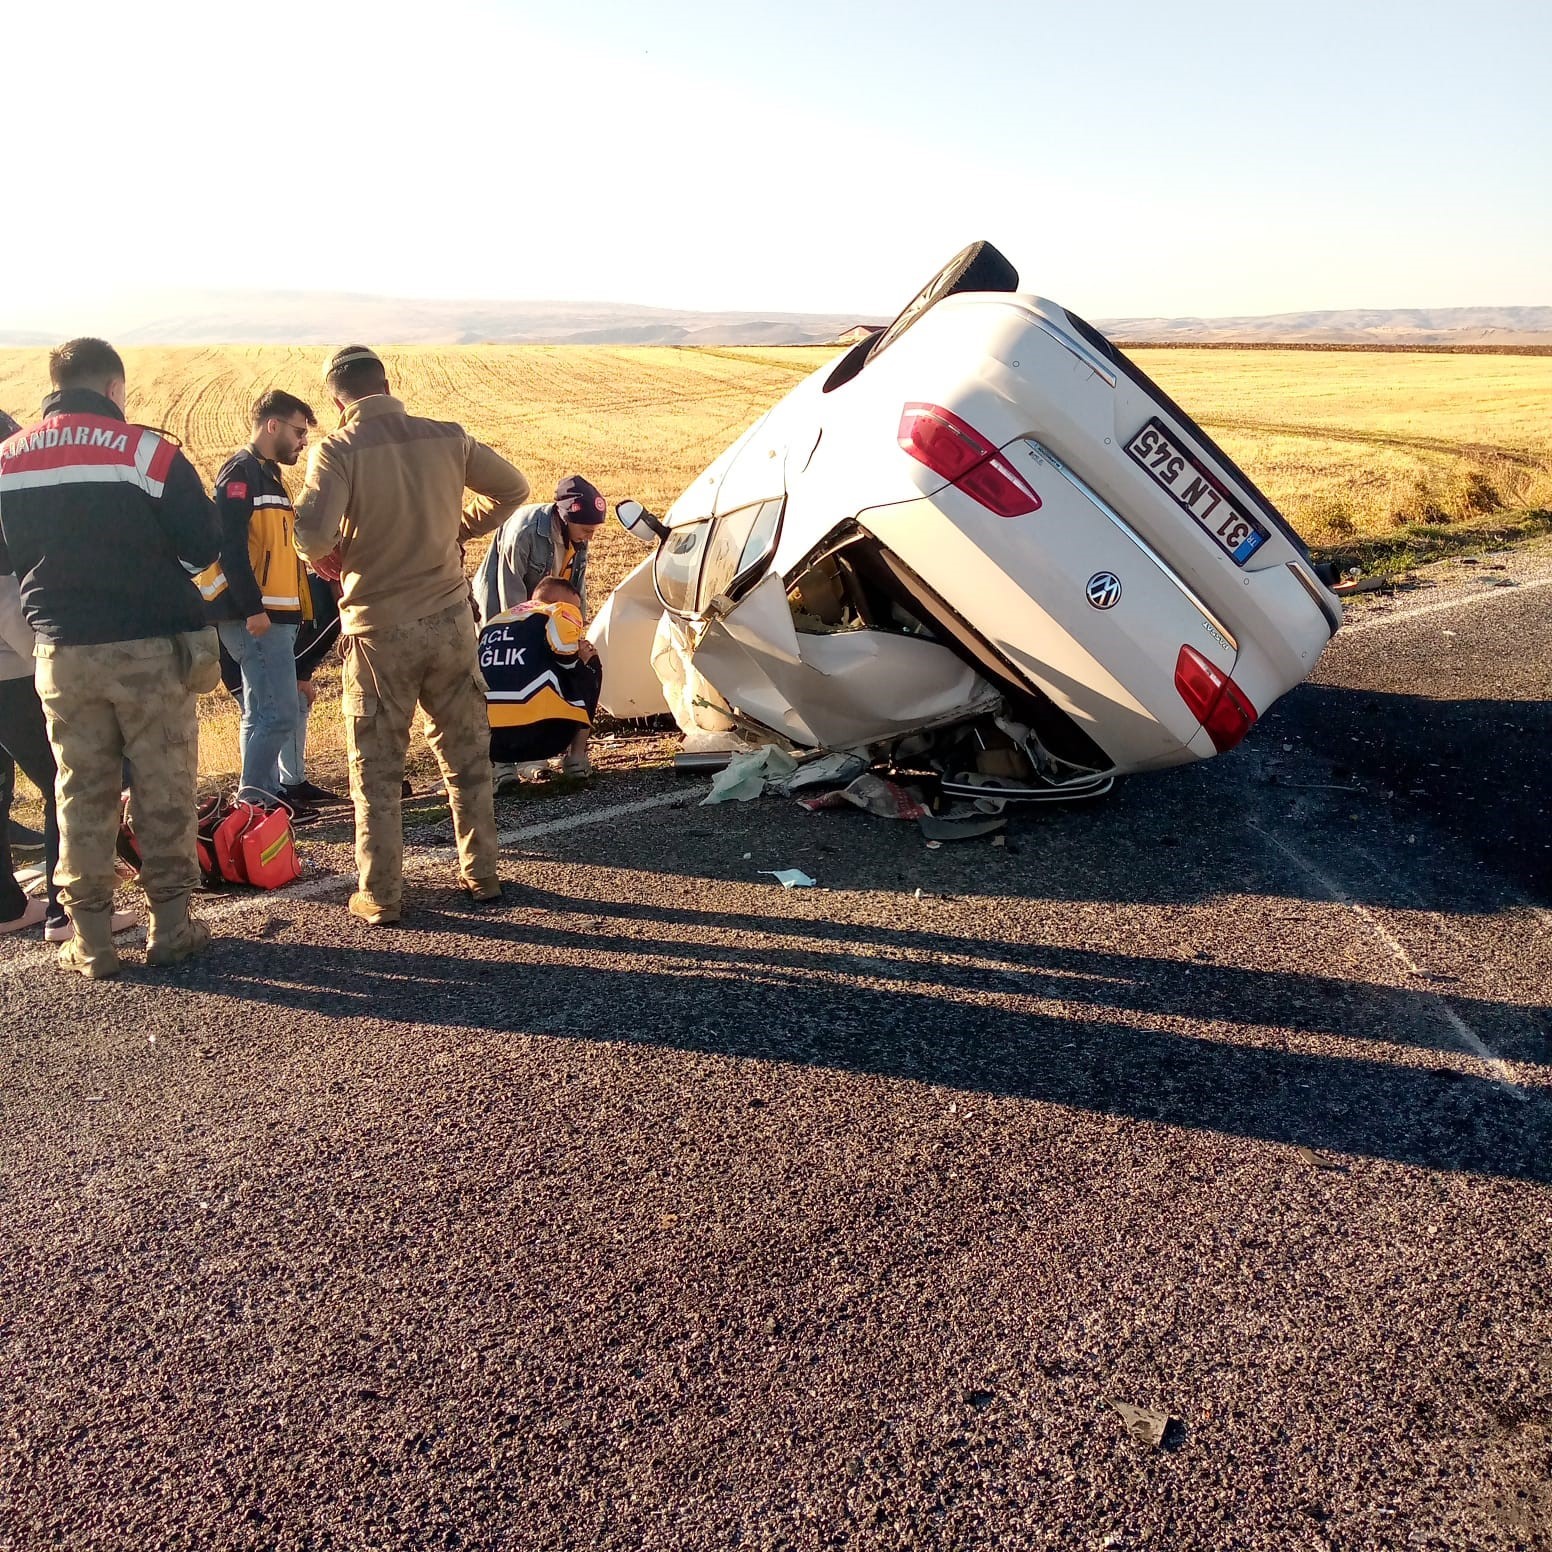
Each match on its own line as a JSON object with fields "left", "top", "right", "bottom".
{"left": 0, "top": 898, "right": 48, "bottom": 935}
{"left": 492, "top": 762, "right": 521, "bottom": 794}
{"left": 45, "top": 910, "right": 138, "bottom": 944}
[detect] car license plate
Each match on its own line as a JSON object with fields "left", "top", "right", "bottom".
{"left": 1126, "top": 419, "right": 1267, "bottom": 564}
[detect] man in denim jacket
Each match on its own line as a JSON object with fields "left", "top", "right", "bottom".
{"left": 472, "top": 475, "right": 607, "bottom": 626}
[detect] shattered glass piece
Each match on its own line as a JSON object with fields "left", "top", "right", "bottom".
{"left": 1110, "top": 1401, "right": 1171, "bottom": 1448}
{"left": 760, "top": 869, "right": 817, "bottom": 889}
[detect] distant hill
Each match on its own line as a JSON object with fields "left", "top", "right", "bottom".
{"left": 1092, "top": 306, "right": 1552, "bottom": 348}
{"left": 3, "top": 293, "right": 1547, "bottom": 350}
{"left": 0, "top": 291, "right": 883, "bottom": 348}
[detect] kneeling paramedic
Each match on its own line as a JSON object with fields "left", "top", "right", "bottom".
{"left": 478, "top": 578, "right": 601, "bottom": 782}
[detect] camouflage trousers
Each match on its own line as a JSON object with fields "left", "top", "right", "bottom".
{"left": 342, "top": 602, "right": 498, "bottom": 911}
{"left": 34, "top": 637, "right": 200, "bottom": 915}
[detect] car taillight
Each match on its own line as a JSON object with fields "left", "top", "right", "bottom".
{"left": 898, "top": 403, "right": 1042, "bottom": 518}
{"left": 1174, "top": 644, "right": 1258, "bottom": 753}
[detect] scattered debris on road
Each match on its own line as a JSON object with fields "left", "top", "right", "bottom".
{"left": 798, "top": 773, "right": 929, "bottom": 821}
{"left": 760, "top": 869, "right": 817, "bottom": 889}
{"left": 779, "top": 751, "right": 868, "bottom": 794}
{"left": 1332, "top": 573, "right": 1393, "bottom": 597}
{"left": 1110, "top": 1401, "right": 1174, "bottom": 1449}
{"left": 918, "top": 812, "right": 1007, "bottom": 843}
{"left": 702, "top": 746, "right": 799, "bottom": 804}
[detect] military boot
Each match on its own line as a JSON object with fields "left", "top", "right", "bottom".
{"left": 57, "top": 908, "right": 123, "bottom": 980}
{"left": 145, "top": 896, "right": 211, "bottom": 967}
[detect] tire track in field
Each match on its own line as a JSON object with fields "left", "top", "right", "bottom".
{"left": 184, "top": 356, "right": 246, "bottom": 471}
{"left": 1199, "top": 413, "right": 1546, "bottom": 468}
{"left": 145, "top": 348, "right": 218, "bottom": 452}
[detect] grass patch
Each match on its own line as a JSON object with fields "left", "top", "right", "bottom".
{"left": 1309, "top": 507, "right": 1552, "bottom": 579}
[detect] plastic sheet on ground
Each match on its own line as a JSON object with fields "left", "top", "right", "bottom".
{"left": 772, "top": 751, "right": 868, "bottom": 797}
{"left": 761, "top": 869, "right": 817, "bottom": 889}
{"left": 1110, "top": 1401, "right": 1173, "bottom": 1449}
{"left": 701, "top": 745, "right": 800, "bottom": 805}
{"left": 918, "top": 811, "right": 1007, "bottom": 842}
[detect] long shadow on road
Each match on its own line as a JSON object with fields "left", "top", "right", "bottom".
{"left": 208, "top": 915, "right": 1552, "bottom": 1185}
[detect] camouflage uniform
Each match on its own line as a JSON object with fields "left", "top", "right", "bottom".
{"left": 343, "top": 601, "right": 498, "bottom": 913}
{"left": 34, "top": 639, "right": 200, "bottom": 915}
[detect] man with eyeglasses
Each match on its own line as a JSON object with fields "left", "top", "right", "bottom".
{"left": 197, "top": 389, "right": 320, "bottom": 815}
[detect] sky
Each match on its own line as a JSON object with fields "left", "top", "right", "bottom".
{"left": 3, "top": 0, "right": 1549, "bottom": 326}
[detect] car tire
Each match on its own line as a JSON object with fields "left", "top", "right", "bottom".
{"left": 866, "top": 240, "right": 1019, "bottom": 365}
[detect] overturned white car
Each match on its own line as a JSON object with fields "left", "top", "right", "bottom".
{"left": 591, "top": 242, "right": 1342, "bottom": 802}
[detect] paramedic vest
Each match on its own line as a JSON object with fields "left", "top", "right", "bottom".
{"left": 478, "top": 601, "right": 591, "bottom": 731}
{"left": 197, "top": 448, "right": 311, "bottom": 623}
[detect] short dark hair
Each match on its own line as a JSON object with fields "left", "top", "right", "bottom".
{"left": 324, "top": 344, "right": 389, "bottom": 402}
{"left": 532, "top": 577, "right": 581, "bottom": 606}
{"left": 252, "top": 389, "right": 317, "bottom": 430}
{"left": 48, "top": 338, "right": 125, "bottom": 393}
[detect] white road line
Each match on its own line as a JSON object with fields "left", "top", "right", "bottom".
{"left": 0, "top": 789, "right": 695, "bottom": 981}
{"left": 1338, "top": 574, "right": 1552, "bottom": 637}
{"left": 1247, "top": 822, "right": 1524, "bottom": 1095}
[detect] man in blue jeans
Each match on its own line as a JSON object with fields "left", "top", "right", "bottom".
{"left": 217, "top": 570, "right": 343, "bottom": 813}
{"left": 197, "top": 390, "right": 318, "bottom": 816}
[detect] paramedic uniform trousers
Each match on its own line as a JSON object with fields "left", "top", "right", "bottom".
{"left": 34, "top": 638, "right": 200, "bottom": 915}
{"left": 341, "top": 601, "right": 498, "bottom": 910}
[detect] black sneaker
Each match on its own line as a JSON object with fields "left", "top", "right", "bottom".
{"left": 8, "top": 819, "right": 44, "bottom": 855}
{"left": 285, "top": 801, "right": 322, "bottom": 828}
{"left": 281, "top": 780, "right": 347, "bottom": 807}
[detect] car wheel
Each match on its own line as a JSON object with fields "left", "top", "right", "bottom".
{"left": 867, "top": 240, "right": 1019, "bottom": 364}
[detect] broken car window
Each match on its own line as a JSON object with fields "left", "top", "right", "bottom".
{"left": 654, "top": 521, "right": 710, "bottom": 615}
{"left": 697, "top": 498, "right": 784, "bottom": 612}
{"left": 653, "top": 499, "right": 784, "bottom": 618}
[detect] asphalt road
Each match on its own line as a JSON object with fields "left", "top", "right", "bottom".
{"left": 2, "top": 545, "right": 1549, "bottom": 1551}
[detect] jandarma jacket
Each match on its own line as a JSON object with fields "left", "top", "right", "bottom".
{"left": 197, "top": 446, "right": 312, "bottom": 624}
{"left": 0, "top": 389, "right": 218, "bottom": 645}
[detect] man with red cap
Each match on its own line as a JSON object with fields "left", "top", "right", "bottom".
{"left": 472, "top": 474, "right": 607, "bottom": 627}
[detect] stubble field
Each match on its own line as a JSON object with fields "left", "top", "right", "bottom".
{"left": 3, "top": 342, "right": 1550, "bottom": 602}
{"left": 2, "top": 342, "right": 1549, "bottom": 789}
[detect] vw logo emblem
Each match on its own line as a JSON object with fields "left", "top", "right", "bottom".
{"left": 1086, "top": 571, "right": 1122, "bottom": 610}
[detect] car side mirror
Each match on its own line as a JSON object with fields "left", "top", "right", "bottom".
{"left": 617, "top": 499, "right": 668, "bottom": 544}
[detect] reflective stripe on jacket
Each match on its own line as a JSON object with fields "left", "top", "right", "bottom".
{"left": 478, "top": 600, "right": 591, "bottom": 729}
{"left": 0, "top": 389, "right": 218, "bottom": 646}
{"left": 197, "top": 448, "right": 311, "bottom": 621}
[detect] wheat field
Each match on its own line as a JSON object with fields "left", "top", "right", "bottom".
{"left": 3, "top": 343, "right": 1549, "bottom": 600}
{"left": 2, "top": 342, "right": 1548, "bottom": 793}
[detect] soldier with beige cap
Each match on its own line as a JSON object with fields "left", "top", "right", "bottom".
{"left": 293, "top": 345, "right": 530, "bottom": 925}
